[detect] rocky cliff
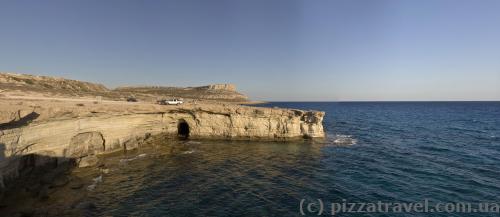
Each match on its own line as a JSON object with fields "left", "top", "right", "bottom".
{"left": 206, "top": 84, "right": 236, "bottom": 91}
{"left": 0, "top": 99, "right": 325, "bottom": 190}
{"left": 114, "top": 84, "right": 248, "bottom": 102}
{"left": 0, "top": 72, "right": 249, "bottom": 102}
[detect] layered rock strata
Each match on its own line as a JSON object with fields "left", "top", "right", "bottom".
{"left": 0, "top": 99, "right": 324, "bottom": 190}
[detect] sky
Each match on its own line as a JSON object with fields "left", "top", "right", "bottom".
{"left": 0, "top": 0, "right": 499, "bottom": 101}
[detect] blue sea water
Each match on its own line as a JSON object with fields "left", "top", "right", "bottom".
{"left": 86, "top": 102, "right": 500, "bottom": 216}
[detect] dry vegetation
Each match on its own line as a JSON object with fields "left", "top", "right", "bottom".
{"left": 0, "top": 72, "right": 248, "bottom": 103}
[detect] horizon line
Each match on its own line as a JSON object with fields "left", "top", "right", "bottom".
{"left": 260, "top": 100, "right": 500, "bottom": 103}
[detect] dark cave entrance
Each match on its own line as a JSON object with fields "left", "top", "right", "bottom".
{"left": 177, "top": 119, "right": 190, "bottom": 138}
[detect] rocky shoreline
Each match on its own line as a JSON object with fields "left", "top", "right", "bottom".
{"left": 0, "top": 135, "right": 169, "bottom": 217}
{"left": 0, "top": 72, "right": 325, "bottom": 216}
{"left": 0, "top": 97, "right": 325, "bottom": 194}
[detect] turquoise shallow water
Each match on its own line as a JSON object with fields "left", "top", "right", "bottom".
{"left": 86, "top": 102, "right": 500, "bottom": 216}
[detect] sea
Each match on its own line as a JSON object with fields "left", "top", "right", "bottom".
{"left": 81, "top": 102, "right": 500, "bottom": 216}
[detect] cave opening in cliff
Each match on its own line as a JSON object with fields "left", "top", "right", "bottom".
{"left": 177, "top": 119, "right": 190, "bottom": 138}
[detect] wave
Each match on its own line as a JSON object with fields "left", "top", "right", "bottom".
{"left": 330, "top": 134, "right": 357, "bottom": 146}
{"left": 119, "top": 153, "right": 147, "bottom": 163}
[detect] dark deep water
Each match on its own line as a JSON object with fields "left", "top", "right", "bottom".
{"left": 85, "top": 102, "right": 500, "bottom": 216}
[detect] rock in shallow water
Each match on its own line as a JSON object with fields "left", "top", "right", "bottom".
{"left": 72, "top": 201, "right": 97, "bottom": 212}
{"left": 38, "top": 186, "right": 50, "bottom": 200}
{"left": 70, "top": 183, "right": 84, "bottom": 190}
{"left": 49, "top": 176, "right": 69, "bottom": 188}
{"left": 78, "top": 155, "right": 99, "bottom": 168}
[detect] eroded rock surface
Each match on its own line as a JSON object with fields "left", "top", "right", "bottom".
{"left": 68, "top": 132, "right": 105, "bottom": 158}
{"left": 0, "top": 98, "right": 325, "bottom": 191}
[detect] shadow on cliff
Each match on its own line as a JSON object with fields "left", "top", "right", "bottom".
{"left": 0, "top": 143, "right": 4, "bottom": 162}
{"left": 0, "top": 142, "right": 78, "bottom": 214}
{"left": 0, "top": 112, "right": 40, "bottom": 131}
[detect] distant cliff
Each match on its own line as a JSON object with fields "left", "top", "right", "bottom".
{"left": 0, "top": 72, "right": 249, "bottom": 102}
{"left": 206, "top": 84, "right": 236, "bottom": 91}
{"left": 114, "top": 84, "right": 248, "bottom": 101}
{"left": 0, "top": 72, "right": 108, "bottom": 93}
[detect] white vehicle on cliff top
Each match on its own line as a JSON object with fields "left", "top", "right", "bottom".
{"left": 157, "top": 98, "right": 183, "bottom": 105}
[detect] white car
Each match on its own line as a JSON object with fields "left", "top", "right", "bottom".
{"left": 158, "top": 98, "right": 183, "bottom": 105}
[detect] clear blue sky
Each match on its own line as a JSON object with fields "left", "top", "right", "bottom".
{"left": 1, "top": 0, "right": 499, "bottom": 101}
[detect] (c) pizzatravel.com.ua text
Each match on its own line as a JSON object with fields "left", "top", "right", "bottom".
{"left": 299, "top": 198, "right": 500, "bottom": 215}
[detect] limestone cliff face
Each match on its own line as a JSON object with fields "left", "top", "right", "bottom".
{"left": 205, "top": 84, "right": 236, "bottom": 91}
{"left": 0, "top": 100, "right": 324, "bottom": 189}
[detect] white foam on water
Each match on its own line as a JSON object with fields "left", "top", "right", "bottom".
{"left": 93, "top": 175, "right": 103, "bottom": 183}
{"left": 87, "top": 175, "right": 103, "bottom": 191}
{"left": 332, "top": 134, "right": 357, "bottom": 146}
{"left": 120, "top": 153, "right": 147, "bottom": 163}
{"left": 87, "top": 184, "right": 96, "bottom": 191}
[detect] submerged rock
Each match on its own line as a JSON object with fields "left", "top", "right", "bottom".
{"left": 70, "top": 183, "right": 84, "bottom": 190}
{"left": 38, "top": 186, "right": 50, "bottom": 200}
{"left": 16, "top": 209, "right": 35, "bottom": 217}
{"left": 50, "top": 176, "right": 69, "bottom": 188}
{"left": 74, "top": 201, "right": 97, "bottom": 210}
{"left": 78, "top": 155, "right": 99, "bottom": 168}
